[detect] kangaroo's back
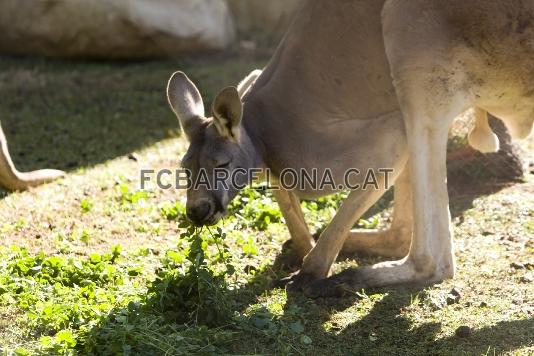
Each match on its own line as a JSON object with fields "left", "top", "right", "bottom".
{"left": 247, "top": 0, "right": 397, "bottom": 123}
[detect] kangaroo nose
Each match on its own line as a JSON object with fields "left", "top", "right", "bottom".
{"left": 187, "top": 201, "right": 212, "bottom": 225}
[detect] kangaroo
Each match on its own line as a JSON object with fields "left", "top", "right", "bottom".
{"left": 0, "top": 122, "right": 64, "bottom": 190}
{"left": 167, "top": 0, "right": 533, "bottom": 298}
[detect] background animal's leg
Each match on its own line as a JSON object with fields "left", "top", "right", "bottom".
{"left": 342, "top": 163, "right": 412, "bottom": 258}
{"left": 273, "top": 188, "right": 315, "bottom": 260}
{"left": 0, "top": 122, "right": 65, "bottom": 191}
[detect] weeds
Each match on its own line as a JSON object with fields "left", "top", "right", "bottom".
{"left": 147, "top": 225, "right": 235, "bottom": 327}
{"left": 229, "top": 188, "right": 282, "bottom": 230}
{"left": 0, "top": 218, "right": 240, "bottom": 354}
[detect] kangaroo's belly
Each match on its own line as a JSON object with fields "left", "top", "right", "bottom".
{"left": 259, "top": 111, "right": 407, "bottom": 200}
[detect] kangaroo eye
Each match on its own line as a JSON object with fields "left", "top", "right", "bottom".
{"left": 216, "top": 161, "right": 231, "bottom": 169}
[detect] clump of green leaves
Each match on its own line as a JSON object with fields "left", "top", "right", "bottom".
{"left": 148, "top": 225, "right": 235, "bottom": 327}
{"left": 230, "top": 188, "right": 282, "bottom": 230}
{"left": 80, "top": 199, "right": 93, "bottom": 213}
{"left": 303, "top": 191, "right": 349, "bottom": 211}
{"left": 0, "top": 233, "right": 238, "bottom": 355}
{"left": 82, "top": 301, "right": 236, "bottom": 355}
{"left": 160, "top": 201, "right": 189, "bottom": 226}
{"left": 0, "top": 245, "right": 138, "bottom": 354}
{"left": 81, "top": 223, "right": 238, "bottom": 355}
{"left": 118, "top": 183, "right": 151, "bottom": 208}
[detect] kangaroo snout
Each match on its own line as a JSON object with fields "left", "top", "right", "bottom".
{"left": 186, "top": 199, "right": 215, "bottom": 226}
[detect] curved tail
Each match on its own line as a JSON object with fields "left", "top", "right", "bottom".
{"left": 0, "top": 122, "right": 65, "bottom": 191}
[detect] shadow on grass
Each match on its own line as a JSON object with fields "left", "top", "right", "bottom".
{"left": 80, "top": 255, "right": 533, "bottom": 355}
{"left": 0, "top": 53, "right": 268, "bottom": 181}
{"left": 281, "top": 288, "right": 533, "bottom": 355}
{"left": 250, "top": 233, "right": 533, "bottom": 354}
{"left": 0, "top": 56, "right": 178, "bottom": 172}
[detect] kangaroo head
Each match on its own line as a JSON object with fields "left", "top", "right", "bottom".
{"left": 167, "top": 71, "right": 259, "bottom": 226}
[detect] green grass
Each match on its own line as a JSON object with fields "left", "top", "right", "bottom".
{"left": 0, "top": 54, "right": 533, "bottom": 355}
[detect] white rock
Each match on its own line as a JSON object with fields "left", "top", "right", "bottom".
{"left": 226, "top": 0, "right": 302, "bottom": 35}
{"left": 0, "top": 0, "right": 235, "bottom": 58}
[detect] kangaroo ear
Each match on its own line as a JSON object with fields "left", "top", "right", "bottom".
{"left": 237, "top": 69, "right": 262, "bottom": 98}
{"left": 212, "top": 86, "right": 243, "bottom": 142}
{"left": 167, "top": 71, "right": 207, "bottom": 141}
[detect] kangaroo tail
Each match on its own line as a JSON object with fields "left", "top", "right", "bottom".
{"left": 0, "top": 122, "right": 65, "bottom": 191}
